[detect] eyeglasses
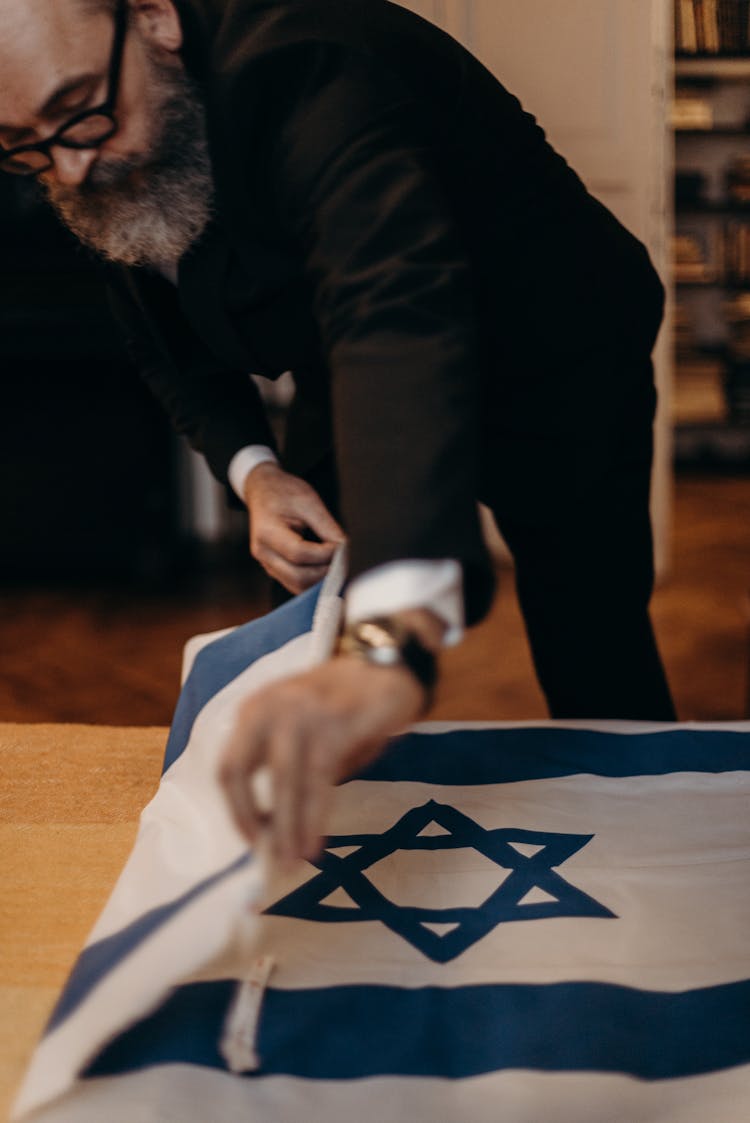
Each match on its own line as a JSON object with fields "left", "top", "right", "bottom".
{"left": 0, "top": 0, "right": 128, "bottom": 176}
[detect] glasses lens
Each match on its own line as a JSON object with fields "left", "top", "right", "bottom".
{"left": 0, "top": 149, "right": 52, "bottom": 175}
{"left": 58, "top": 113, "right": 116, "bottom": 148}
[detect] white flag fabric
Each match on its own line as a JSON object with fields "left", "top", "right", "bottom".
{"left": 13, "top": 562, "right": 750, "bottom": 1122}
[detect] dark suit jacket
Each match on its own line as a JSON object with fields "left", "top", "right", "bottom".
{"left": 110, "top": 0, "right": 665, "bottom": 625}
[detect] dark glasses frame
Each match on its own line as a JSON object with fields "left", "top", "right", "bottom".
{"left": 0, "top": 0, "right": 128, "bottom": 176}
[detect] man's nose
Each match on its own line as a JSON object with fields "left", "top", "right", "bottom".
{"left": 49, "top": 146, "right": 98, "bottom": 186}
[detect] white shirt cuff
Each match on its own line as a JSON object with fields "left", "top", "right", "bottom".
{"left": 227, "top": 445, "right": 279, "bottom": 503}
{"left": 345, "top": 559, "right": 464, "bottom": 647}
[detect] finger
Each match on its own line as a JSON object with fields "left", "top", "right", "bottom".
{"left": 227, "top": 769, "right": 262, "bottom": 843}
{"left": 261, "top": 551, "right": 330, "bottom": 594}
{"left": 262, "top": 522, "right": 338, "bottom": 566}
{"left": 303, "top": 500, "right": 346, "bottom": 545}
{"left": 268, "top": 724, "right": 305, "bottom": 865}
{"left": 218, "top": 696, "right": 276, "bottom": 836}
{"left": 300, "top": 745, "right": 335, "bottom": 861}
{"left": 218, "top": 726, "right": 266, "bottom": 843}
{"left": 251, "top": 766, "right": 274, "bottom": 818}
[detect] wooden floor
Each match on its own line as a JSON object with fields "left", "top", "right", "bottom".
{"left": 0, "top": 474, "right": 748, "bottom": 725}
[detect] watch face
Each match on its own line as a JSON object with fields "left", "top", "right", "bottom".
{"left": 354, "top": 621, "right": 402, "bottom": 665}
{"left": 356, "top": 621, "right": 397, "bottom": 648}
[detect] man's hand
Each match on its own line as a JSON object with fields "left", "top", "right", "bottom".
{"left": 243, "top": 463, "right": 345, "bottom": 594}
{"left": 218, "top": 654, "right": 427, "bottom": 864}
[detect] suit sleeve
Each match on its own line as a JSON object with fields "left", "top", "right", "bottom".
{"left": 107, "top": 269, "right": 278, "bottom": 493}
{"left": 268, "top": 44, "right": 494, "bottom": 624}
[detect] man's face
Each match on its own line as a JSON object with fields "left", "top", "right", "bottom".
{"left": 0, "top": 0, "right": 214, "bottom": 267}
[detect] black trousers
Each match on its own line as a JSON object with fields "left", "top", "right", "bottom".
{"left": 480, "top": 345, "right": 676, "bottom": 721}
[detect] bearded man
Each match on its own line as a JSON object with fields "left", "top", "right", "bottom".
{"left": 0, "top": 0, "right": 676, "bottom": 860}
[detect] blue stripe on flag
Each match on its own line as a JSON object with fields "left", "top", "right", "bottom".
{"left": 45, "top": 854, "right": 251, "bottom": 1036}
{"left": 162, "top": 585, "right": 320, "bottom": 773}
{"left": 84, "top": 977, "right": 750, "bottom": 1082}
{"left": 360, "top": 728, "right": 750, "bottom": 785}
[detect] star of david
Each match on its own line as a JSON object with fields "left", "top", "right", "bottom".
{"left": 266, "top": 800, "right": 616, "bottom": 962}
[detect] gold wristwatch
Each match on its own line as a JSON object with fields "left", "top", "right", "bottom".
{"left": 338, "top": 616, "right": 438, "bottom": 709}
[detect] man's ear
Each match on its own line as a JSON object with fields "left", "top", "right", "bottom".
{"left": 130, "top": 0, "right": 183, "bottom": 53}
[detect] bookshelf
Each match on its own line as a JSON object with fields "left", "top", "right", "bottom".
{"left": 676, "top": 56, "right": 750, "bottom": 75}
{"left": 673, "top": 1, "right": 750, "bottom": 468}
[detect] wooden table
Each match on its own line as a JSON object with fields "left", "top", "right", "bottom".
{"left": 0, "top": 724, "right": 166, "bottom": 1120}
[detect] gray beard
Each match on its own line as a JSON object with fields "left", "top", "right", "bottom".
{"left": 45, "top": 62, "right": 214, "bottom": 269}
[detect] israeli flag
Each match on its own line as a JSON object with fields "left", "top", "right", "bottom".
{"left": 13, "top": 557, "right": 750, "bottom": 1122}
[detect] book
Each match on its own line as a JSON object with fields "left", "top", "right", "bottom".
{"left": 678, "top": 0, "right": 698, "bottom": 52}
{"left": 704, "top": 0, "right": 721, "bottom": 52}
{"left": 673, "top": 231, "right": 717, "bottom": 282}
{"left": 674, "top": 358, "right": 727, "bottom": 424}
{"left": 677, "top": 0, "right": 750, "bottom": 53}
{"left": 672, "top": 94, "right": 713, "bottom": 129}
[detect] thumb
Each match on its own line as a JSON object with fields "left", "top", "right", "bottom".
{"left": 303, "top": 497, "right": 346, "bottom": 545}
